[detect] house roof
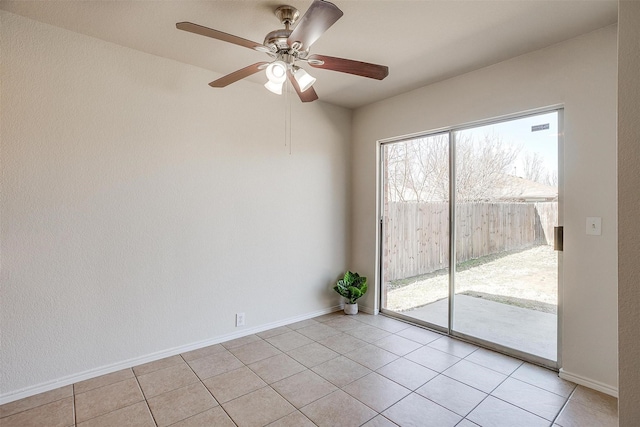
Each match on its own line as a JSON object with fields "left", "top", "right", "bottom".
{"left": 493, "top": 175, "right": 558, "bottom": 201}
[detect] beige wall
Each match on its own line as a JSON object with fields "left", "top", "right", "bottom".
{"left": 617, "top": 1, "right": 640, "bottom": 423}
{"left": 352, "top": 25, "right": 619, "bottom": 394}
{"left": 1, "top": 5, "right": 630, "bottom": 407}
{"left": 0, "top": 11, "right": 351, "bottom": 401}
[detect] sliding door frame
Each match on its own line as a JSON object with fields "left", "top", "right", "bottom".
{"left": 377, "top": 129, "right": 451, "bottom": 335}
{"left": 377, "top": 106, "right": 564, "bottom": 369}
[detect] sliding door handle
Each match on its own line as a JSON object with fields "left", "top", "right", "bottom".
{"left": 554, "top": 226, "right": 563, "bottom": 251}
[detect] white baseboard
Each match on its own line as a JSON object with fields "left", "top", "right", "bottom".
{"left": 0, "top": 305, "right": 343, "bottom": 405}
{"left": 559, "top": 368, "right": 619, "bottom": 398}
{"left": 357, "top": 305, "right": 378, "bottom": 315}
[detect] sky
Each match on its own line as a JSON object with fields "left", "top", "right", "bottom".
{"left": 460, "top": 111, "right": 559, "bottom": 181}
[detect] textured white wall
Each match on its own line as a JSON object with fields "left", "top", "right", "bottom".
{"left": 0, "top": 11, "right": 351, "bottom": 399}
{"left": 617, "top": 1, "right": 640, "bottom": 423}
{"left": 352, "top": 26, "right": 618, "bottom": 392}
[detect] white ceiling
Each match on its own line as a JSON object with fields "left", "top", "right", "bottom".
{"left": 1, "top": 0, "right": 617, "bottom": 109}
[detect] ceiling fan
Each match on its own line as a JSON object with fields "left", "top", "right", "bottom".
{"left": 176, "top": 0, "right": 389, "bottom": 103}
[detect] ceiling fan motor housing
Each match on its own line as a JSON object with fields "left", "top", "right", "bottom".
{"left": 265, "top": 6, "right": 309, "bottom": 58}
{"left": 275, "top": 6, "right": 299, "bottom": 27}
{"left": 264, "top": 28, "right": 292, "bottom": 52}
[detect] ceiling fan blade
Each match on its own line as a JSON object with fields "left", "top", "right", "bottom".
{"left": 209, "top": 62, "right": 268, "bottom": 88}
{"left": 307, "top": 54, "right": 389, "bottom": 80}
{"left": 176, "top": 22, "right": 263, "bottom": 50}
{"left": 287, "top": 0, "right": 343, "bottom": 50}
{"left": 288, "top": 71, "right": 319, "bottom": 103}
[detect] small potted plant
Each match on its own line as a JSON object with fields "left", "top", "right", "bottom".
{"left": 334, "top": 271, "right": 368, "bottom": 315}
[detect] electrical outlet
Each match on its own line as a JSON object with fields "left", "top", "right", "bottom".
{"left": 236, "top": 312, "right": 245, "bottom": 327}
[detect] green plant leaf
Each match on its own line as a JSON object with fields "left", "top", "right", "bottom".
{"left": 348, "top": 286, "right": 362, "bottom": 298}
{"left": 344, "top": 271, "right": 356, "bottom": 285}
{"left": 333, "top": 285, "right": 347, "bottom": 299}
{"left": 352, "top": 276, "right": 366, "bottom": 288}
{"left": 334, "top": 271, "right": 368, "bottom": 303}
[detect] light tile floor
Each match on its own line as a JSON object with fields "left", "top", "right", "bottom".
{"left": 0, "top": 312, "right": 619, "bottom": 427}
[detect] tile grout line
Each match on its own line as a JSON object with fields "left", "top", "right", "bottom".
{"left": 504, "top": 375, "right": 575, "bottom": 398}
{"left": 72, "top": 385, "right": 77, "bottom": 427}
{"left": 410, "top": 342, "right": 496, "bottom": 421}
{"left": 73, "top": 371, "right": 146, "bottom": 426}
{"left": 418, "top": 362, "right": 493, "bottom": 419}
{"left": 442, "top": 347, "right": 502, "bottom": 424}
{"left": 469, "top": 349, "right": 565, "bottom": 423}
{"left": 413, "top": 355, "right": 565, "bottom": 425}
{"left": 463, "top": 358, "right": 574, "bottom": 424}
{"left": 131, "top": 368, "right": 158, "bottom": 427}
{"left": 179, "top": 352, "right": 239, "bottom": 426}
{"left": 263, "top": 371, "right": 318, "bottom": 426}
{"left": 486, "top": 392, "right": 566, "bottom": 423}
{"left": 0, "top": 389, "right": 73, "bottom": 421}
{"left": 75, "top": 400, "right": 152, "bottom": 426}
{"left": 249, "top": 333, "right": 349, "bottom": 426}
{"left": 414, "top": 384, "right": 484, "bottom": 424}
{"left": 252, "top": 334, "right": 343, "bottom": 397}
{"left": 550, "top": 383, "right": 579, "bottom": 426}
{"left": 455, "top": 344, "right": 575, "bottom": 400}
{"left": 460, "top": 393, "right": 491, "bottom": 425}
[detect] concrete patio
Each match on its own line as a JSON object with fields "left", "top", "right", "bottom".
{"left": 400, "top": 295, "right": 557, "bottom": 361}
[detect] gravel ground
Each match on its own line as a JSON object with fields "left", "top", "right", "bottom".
{"left": 386, "top": 245, "right": 558, "bottom": 313}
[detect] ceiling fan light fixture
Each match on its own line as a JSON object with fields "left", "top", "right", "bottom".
{"left": 177, "top": 0, "right": 388, "bottom": 103}
{"left": 293, "top": 68, "right": 316, "bottom": 92}
{"left": 265, "top": 61, "right": 288, "bottom": 84}
{"left": 264, "top": 80, "right": 284, "bottom": 95}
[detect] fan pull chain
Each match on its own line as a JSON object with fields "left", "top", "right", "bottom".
{"left": 283, "top": 79, "right": 292, "bottom": 154}
{"left": 284, "top": 79, "right": 287, "bottom": 149}
{"left": 283, "top": 79, "right": 287, "bottom": 150}
{"left": 288, "top": 80, "right": 292, "bottom": 155}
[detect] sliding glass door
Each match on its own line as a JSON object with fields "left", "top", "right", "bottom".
{"left": 380, "top": 110, "right": 561, "bottom": 366}
{"left": 380, "top": 132, "right": 450, "bottom": 330}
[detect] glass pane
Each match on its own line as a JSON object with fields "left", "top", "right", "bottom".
{"left": 381, "top": 133, "right": 450, "bottom": 328}
{"left": 453, "top": 112, "right": 559, "bottom": 361}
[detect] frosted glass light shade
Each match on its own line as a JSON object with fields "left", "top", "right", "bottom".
{"left": 294, "top": 68, "right": 316, "bottom": 92}
{"left": 265, "top": 61, "right": 287, "bottom": 84}
{"left": 264, "top": 80, "right": 284, "bottom": 95}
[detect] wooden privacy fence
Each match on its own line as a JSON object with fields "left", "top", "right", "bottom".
{"left": 383, "top": 201, "right": 557, "bottom": 281}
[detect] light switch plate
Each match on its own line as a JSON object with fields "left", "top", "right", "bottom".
{"left": 586, "top": 217, "right": 602, "bottom": 235}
